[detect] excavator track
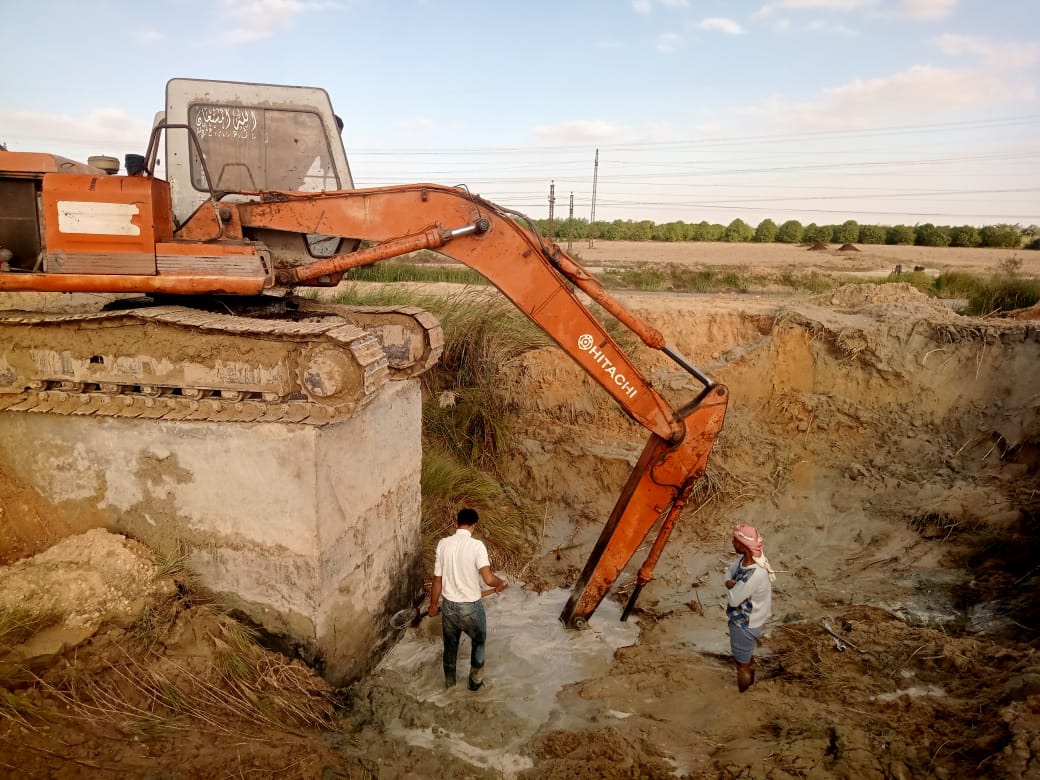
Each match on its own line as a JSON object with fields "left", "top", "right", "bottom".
{"left": 0, "top": 302, "right": 442, "bottom": 425}
{"left": 295, "top": 301, "right": 444, "bottom": 379}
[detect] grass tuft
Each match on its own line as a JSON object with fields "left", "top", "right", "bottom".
{"left": 420, "top": 448, "right": 536, "bottom": 577}
{"left": 0, "top": 603, "right": 64, "bottom": 652}
{"left": 932, "top": 259, "right": 1040, "bottom": 315}
{"left": 343, "top": 263, "right": 486, "bottom": 286}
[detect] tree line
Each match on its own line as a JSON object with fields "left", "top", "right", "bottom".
{"left": 534, "top": 217, "right": 1036, "bottom": 249}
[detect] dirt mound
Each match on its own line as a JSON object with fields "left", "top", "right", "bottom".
{"left": 0, "top": 529, "right": 169, "bottom": 633}
{"left": 0, "top": 530, "right": 362, "bottom": 778}
{"left": 810, "top": 281, "right": 955, "bottom": 317}
{"left": 1003, "top": 301, "right": 1040, "bottom": 320}
{"left": 807, "top": 241, "right": 829, "bottom": 251}
{"left": 755, "top": 605, "right": 1040, "bottom": 779}
{"left": 838, "top": 242, "right": 859, "bottom": 252}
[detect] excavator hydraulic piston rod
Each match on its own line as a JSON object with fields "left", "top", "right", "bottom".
{"left": 620, "top": 486, "right": 692, "bottom": 621}
{"left": 283, "top": 220, "right": 484, "bottom": 285}
{"left": 663, "top": 345, "right": 715, "bottom": 389}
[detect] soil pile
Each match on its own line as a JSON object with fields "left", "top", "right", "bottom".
{"left": 0, "top": 531, "right": 359, "bottom": 777}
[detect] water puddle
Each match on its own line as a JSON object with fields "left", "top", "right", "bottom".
{"left": 376, "top": 587, "right": 640, "bottom": 775}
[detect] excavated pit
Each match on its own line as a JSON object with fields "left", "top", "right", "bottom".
{"left": 1, "top": 282, "right": 1038, "bottom": 778}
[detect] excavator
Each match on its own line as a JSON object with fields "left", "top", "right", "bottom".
{"left": 0, "top": 78, "right": 728, "bottom": 628}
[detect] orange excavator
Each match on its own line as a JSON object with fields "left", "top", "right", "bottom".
{"left": 0, "top": 78, "right": 727, "bottom": 628}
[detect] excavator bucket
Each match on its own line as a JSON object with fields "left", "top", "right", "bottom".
{"left": 560, "top": 385, "right": 729, "bottom": 628}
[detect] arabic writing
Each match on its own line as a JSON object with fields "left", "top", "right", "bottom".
{"left": 191, "top": 105, "right": 258, "bottom": 141}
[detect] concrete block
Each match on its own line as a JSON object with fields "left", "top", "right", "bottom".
{"left": 0, "top": 379, "right": 423, "bottom": 686}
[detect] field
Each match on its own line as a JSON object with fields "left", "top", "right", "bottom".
{"left": 572, "top": 239, "right": 1039, "bottom": 276}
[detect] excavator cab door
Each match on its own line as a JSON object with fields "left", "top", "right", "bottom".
{"left": 163, "top": 79, "right": 354, "bottom": 233}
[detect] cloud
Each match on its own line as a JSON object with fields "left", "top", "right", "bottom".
{"left": 898, "top": 0, "right": 956, "bottom": 19}
{"left": 806, "top": 19, "right": 858, "bottom": 35}
{"left": 759, "top": 0, "right": 876, "bottom": 12}
{"left": 656, "top": 32, "right": 683, "bottom": 53}
{"left": 755, "top": 0, "right": 956, "bottom": 18}
{"left": 824, "top": 64, "right": 1017, "bottom": 110}
{"left": 698, "top": 17, "right": 745, "bottom": 35}
{"left": 739, "top": 63, "right": 1034, "bottom": 132}
{"left": 632, "top": 0, "right": 688, "bottom": 12}
{"left": 931, "top": 33, "right": 1039, "bottom": 70}
{"left": 532, "top": 120, "right": 634, "bottom": 145}
{"left": 0, "top": 108, "right": 152, "bottom": 159}
{"left": 218, "top": 0, "right": 337, "bottom": 45}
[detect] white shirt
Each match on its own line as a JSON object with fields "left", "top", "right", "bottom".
{"left": 434, "top": 529, "right": 491, "bottom": 603}
{"left": 725, "top": 557, "right": 773, "bottom": 631}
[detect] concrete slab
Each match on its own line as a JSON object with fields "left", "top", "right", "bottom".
{"left": 0, "top": 379, "right": 423, "bottom": 686}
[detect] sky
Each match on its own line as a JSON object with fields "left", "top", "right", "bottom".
{"left": 2, "top": 0, "right": 1038, "bottom": 228}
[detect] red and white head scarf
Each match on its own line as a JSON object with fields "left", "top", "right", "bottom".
{"left": 733, "top": 524, "right": 776, "bottom": 582}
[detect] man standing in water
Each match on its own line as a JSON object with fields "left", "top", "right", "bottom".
{"left": 724, "top": 524, "right": 776, "bottom": 692}
{"left": 428, "top": 508, "right": 508, "bottom": 690}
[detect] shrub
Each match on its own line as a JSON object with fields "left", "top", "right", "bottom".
{"left": 777, "top": 220, "right": 805, "bottom": 244}
{"left": 754, "top": 219, "right": 778, "bottom": 243}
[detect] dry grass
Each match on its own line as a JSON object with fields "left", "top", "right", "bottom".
{"left": 35, "top": 603, "right": 336, "bottom": 741}
{"left": 0, "top": 603, "right": 64, "bottom": 653}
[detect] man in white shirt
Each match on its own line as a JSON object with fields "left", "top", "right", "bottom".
{"left": 428, "top": 508, "right": 508, "bottom": 690}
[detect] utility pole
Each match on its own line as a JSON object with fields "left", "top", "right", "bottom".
{"left": 588, "top": 148, "right": 599, "bottom": 249}
{"left": 548, "top": 181, "right": 556, "bottom": 242}
{"left": 567, "top": 193, "right": 574, "bottom": 253}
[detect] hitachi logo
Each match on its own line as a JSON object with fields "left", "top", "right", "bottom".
{"left": 577, "top": 334, "right": 638, "bottom": 399}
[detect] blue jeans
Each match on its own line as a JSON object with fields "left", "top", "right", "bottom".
{"left": 441, "top": 599, "right": 486, "bottom": 687}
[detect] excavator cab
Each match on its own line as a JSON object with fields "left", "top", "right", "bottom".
{"left": 161, "top": 79, "right": 355, "bottom": 264}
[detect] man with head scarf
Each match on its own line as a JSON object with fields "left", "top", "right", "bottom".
{"left": 724, "top": 524, "right": 776, "bottom": 692}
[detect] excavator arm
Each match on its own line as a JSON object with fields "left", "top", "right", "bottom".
{"left": 221, "top": 184, "right": 729, "bottom": 627}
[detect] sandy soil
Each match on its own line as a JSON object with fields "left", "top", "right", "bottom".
{"left": 1, "top": 243, "right": 1038, "bottom": 778}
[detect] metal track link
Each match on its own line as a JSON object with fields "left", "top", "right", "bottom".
{"left": 295, "top": 301, "right": 445, "bottom": 379}
{"left": 0, "top": 389, "right": 347, "bottom": 424}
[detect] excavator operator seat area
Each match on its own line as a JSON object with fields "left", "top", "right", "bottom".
{"left": 163, "top": 79, "right": 355, "bottom": 229}
{"left": 0, "top": 178, "right": 40, "bottom": 271}
{"left": 186, "top": 105, "right": 338, "bottom": 195}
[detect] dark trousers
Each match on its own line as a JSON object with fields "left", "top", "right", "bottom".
{"left": 441, "top": 598, "right": 486, "bottom": 687}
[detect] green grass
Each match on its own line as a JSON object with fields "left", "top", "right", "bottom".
{"left": 932, "top": 259, "right": 1040, "bottom": 315}
{"left": 932, "top": 271, "right": 979, "bottom": 299}
{"left": 598, "top": 266, "right": 752, "bottom": 293}
{"left": 964, "top": 277, "right": 1040, "bottom": 316}
{"left": 343, "top": 262, "right": 486, "bottom": 285}
{"left": 774, "top": 270, "right": 840, "bottom": 294}
{"left": 420, "top": 448, "right": 535, "bottom": 576}
{"left": 325, "top": 286, "right": 546, "bottom": 570}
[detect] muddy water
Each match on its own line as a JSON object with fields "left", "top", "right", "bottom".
{"left": 376, "top": 586, "right": 639, "bottom": 776}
